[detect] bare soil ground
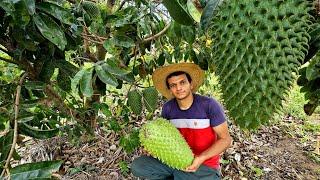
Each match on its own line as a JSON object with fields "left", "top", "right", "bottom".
{"left": 14, "top": 115, "right": 320, "bottom": 180}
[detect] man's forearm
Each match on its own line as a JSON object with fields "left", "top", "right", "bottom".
{"left": 198, "top": 137, "right": 232, "bottom": 162}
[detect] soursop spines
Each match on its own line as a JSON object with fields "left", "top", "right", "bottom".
{"left": 139, "top": 118, "right": 194, "bottom": 170}
{"left": 210, "top": 0, "right": 312, "bottom": 128}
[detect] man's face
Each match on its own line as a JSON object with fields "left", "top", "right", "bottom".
{"left": 167, "top": 74, "right": 193, "bottom": 100}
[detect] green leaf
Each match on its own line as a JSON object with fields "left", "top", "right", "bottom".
{"left": 55, "top": 60, "right": 78, "bottom": 92}
{"left": 25, "top": 0, "right": 35, "bottom": 15}
{"left": 0, "top": 1, "right": 14, "bottom": 15}
{"left": 54, "top": 60, "right": 78, "bottom": 92}
{"left": 127, "top": 90, "right": 142, "bottom": 115}
{"left": 82, "top": 1, "right": 100, "bottom": 20}
{"left": 305, "top": 22, "right": 320, "bottom": 61}
{"left": 57, "top": 69, "right": 71, "bottom": 92}
{"left": 18, "top": 123, "right": 59, "bottom": 139}
{"left": 17, "top": 112, "right": 35, "bottom": 123}
{"left": 119, "top": 130, "right": 140, "bottom": 153}
{"left": 108, "top": 118, "right": 121, "bottom": 132}
{"left": 200, "top": 0, "right": 221, "bottom": 31}
{"left": 103, "top": 39, "right": 115, "bottom": 53}
{"left": 162, "top": 0, "right": 194, "bottom": 26}
{"left": 113, "top": 35, "right": 135, "bottom": 48}
{"left": 20, "top": 99, "right": 40, "bottom": 109}
{"left": 80, "top": 68, "right": 94, "bottom": 97}
{"left": 39, "top": 60, "right": 55, "bottom": 83}
{"left": 33, "top": 13, "right": 67, "bottom": 50}
{"left": 181, "top": 25, "right": 195, "bottom": 44}
{"left": 0, "top": 130, "right": 13, "bottom": 163}
{"left": 101, "top": 61, "right": 135, "bottom": 83}
{"left": 55, "top": 60, "right": 79, "bottom": 77}
{"left": 172, "top": 21, "right": 182, "bottom": 38}
{"left": 157, "top": 52, "right": 165, "bottom": 66}
{"left": 103, "top": 60, "right": 129, "bottom": 76}
{"left": 13, "top": 0, "right": 31, "bottom": 27}
{"left": 37, "top": 2, "right": 73, "bottom": 25}
{"left": 187, "top": 0, "right": 201, "bottom": 23}
{"left": 306, "top": 56, "right": 320, "bottom": 81}
{"left": 24, "top": 81, "right": 46, "bottom": 90}
{"left": 12, "top": 27, "right": 38, "bottom": 51}
{"left": 142, "top": 87, "right": 158, "bottom": 112}
{"left": 100, "top": 103, "right": 112, "bottom": 116}
{"left": 10, "top": 160, "right": 62, "bottom": 179}
{"left": 71, "top": 68, "right": 86, "bottom": 93}
{"left": 190, "top": 49, "right": 198, "bottom": 64}
{"left": 95, "top": 64, "right": 118, "bottom": 86}
{"left": 12, "top": 149, "right": 21, "bottom": 161}
{"left": 197, "top": 51, "right": 208, "bottom": 70}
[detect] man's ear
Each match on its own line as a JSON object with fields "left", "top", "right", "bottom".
{"left": 190, "top": 81, "right": 194, "bottom": 90}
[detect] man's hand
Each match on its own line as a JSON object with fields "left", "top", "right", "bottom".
{"left": 184, "top": 156, "right": 206, "bottom": 172}
{"left": 141, "top": 148, "right": 152, "bottom": 156}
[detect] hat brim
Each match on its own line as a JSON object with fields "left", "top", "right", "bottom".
{"left": 152, "top": 63, "right": 205, "bottom": 99}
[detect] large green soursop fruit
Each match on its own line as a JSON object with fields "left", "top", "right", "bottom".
{"left": 139, "top": 118, "right": 194, "bottom": 170}
{"left": 210, "top": 0, "right": 312, "bottom": 129}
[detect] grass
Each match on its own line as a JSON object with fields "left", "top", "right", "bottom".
{"left": 282, "top": 82, "right": 309, "bottom": 121}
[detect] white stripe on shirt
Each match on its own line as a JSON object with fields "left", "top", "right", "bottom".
{"left": 170, "top": 119, "right": 210, "bottom": 129}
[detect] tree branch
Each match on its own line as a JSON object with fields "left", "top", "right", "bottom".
{"left": 142, "top": 23, "right": 171, "bottom": 43}
{"left": 0, "top": 56, "right": 18, "bottom": 65}
{"left": 0, "top": 46, "right": 12, "bottom": 57}
{"left": 1, "top": 72, "right": 28, "bottom": 178}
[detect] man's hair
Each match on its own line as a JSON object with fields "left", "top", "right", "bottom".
{"left": 166, "top": 71, "right": 192, "bottom": 89}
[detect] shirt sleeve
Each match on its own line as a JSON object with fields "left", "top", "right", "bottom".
{"left": 206, "top": 98, "right": 226, "bottom": 127}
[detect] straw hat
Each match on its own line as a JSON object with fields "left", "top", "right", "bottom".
{"left": 152, "top": 63, "right": 205, "bottom": 99}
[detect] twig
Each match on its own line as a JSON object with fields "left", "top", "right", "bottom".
{"left": 81, "top": 33, "right": 107, "bottom": 41}
{"left": 82, "top": 36, "right": 104, "bottom": 45}
{"left": 1, "top": 72, "right": 28, "bottom": 178}
{"left": 0, "top": 56, "right": 18, "bottom": 65}
{"left": 142, "top": 23, "right": 171, "bottom": 43}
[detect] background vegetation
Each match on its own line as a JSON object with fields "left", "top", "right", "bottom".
{"left": 0, "top": 0, "right": 319, "bottom": 179}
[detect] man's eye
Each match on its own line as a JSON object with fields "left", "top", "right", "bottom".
{"left": 169, "top": 84, "right": 176, "bottom": 88}
{"left": 181, "top": 81, "right": 186, "bottom": 85}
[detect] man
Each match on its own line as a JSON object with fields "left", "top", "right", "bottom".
{"left": 131, "top": 63, "right": 232, "bottom": 180}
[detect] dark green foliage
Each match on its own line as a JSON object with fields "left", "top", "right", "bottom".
{"left": 200, "top": 0, "right": 221, "bottom": 31}
{"left": 119, "top": 130, "right": 140, "bottom": 153}
{"left": 80, "top": 68, "right": 94, "bottom": 97}
{"left": 82, "top": 1, "right": 100, "bottom": 19}
{"left": 18, "top": 123, "right": 59, "bottom": 139}
{"left": 297, "top": 55, "right": 320, "bottom": 115}
{"left": 0, "top": 130, "right": 13, "bottom": 172}
{"left": 142, "top": 87, "right": 158, "bottom": 112}
{"left": 162, "top": 0, "right": 194, "bottom": 25}
{"left": 304, "top": 18, "right": 320, "bottom": 62}
{"left": 210, "top": 0, "right": 312, "bottom": 128}
{"left": 10, "top": 160, "right": 62, "bottom": 179}
{"left": 127, "top": 89, "right": 142, "bottom": 115}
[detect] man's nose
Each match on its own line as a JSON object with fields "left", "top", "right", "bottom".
{"left": 176, "top": 84, "right": 182, "bottom": 90}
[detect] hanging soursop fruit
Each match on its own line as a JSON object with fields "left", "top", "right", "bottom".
{"left": 209, "top": 0, "right": 312, "bottom": 129}
{"left": 139, "top": 118, "right": 194, "bottom": 170}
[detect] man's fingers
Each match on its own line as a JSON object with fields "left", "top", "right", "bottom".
{"left": 185, "top": 166, "right": 196, "bottom": 172}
